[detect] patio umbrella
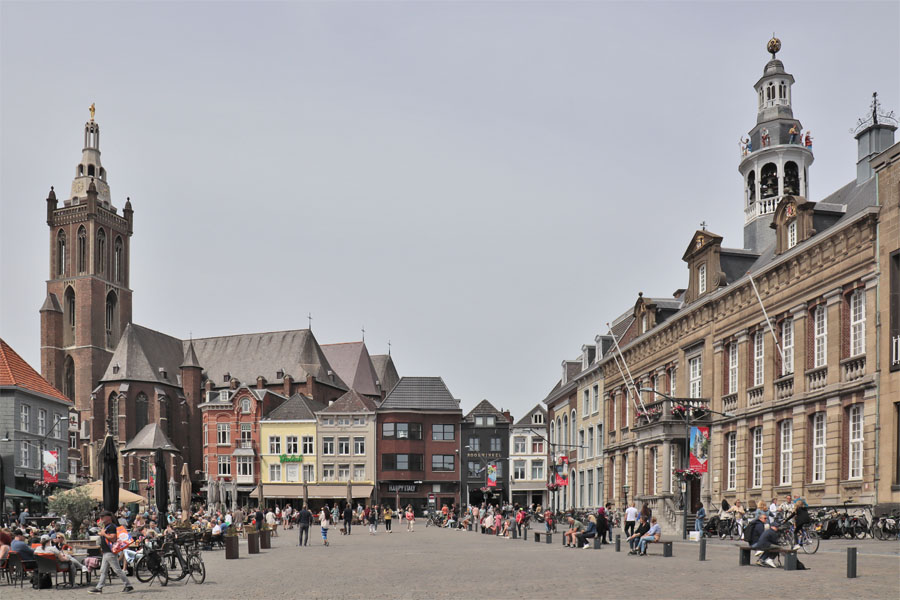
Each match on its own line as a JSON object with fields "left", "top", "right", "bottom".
{"left": 346, "top": 479, "right": 352, "bottom": 507}
{"left": 154, "top": 450, "right": 168, "bottom": 525}
{"left": 230, "top": 479, "right": 237, "bottom": 512}
{"left": 180, "top": 463, "right": 192, "bottom": 518}
{"left": 101, "top": 435, "right": 119, "bottom": 512}
{"left": 168, "top": 477, "right": 177, "bottom": 513}
{"left": 302, "top": 481, "right": 308, "bottom": 509}
{"left": 206, "top": 474, "right": 216, "bottom": 509}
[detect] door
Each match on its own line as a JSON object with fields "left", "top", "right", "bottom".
{"left": 690, "top": 477, "right": 702, "bottom": 513}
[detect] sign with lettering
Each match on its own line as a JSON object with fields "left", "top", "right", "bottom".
{"left": 387, "top": 484, "right": 418, "bottom": 493}
{"left": 279, "top": 454, "right": 304, "bottom": 463}
{"left": 467, "top": 452, "right": 502, "bottom": 459}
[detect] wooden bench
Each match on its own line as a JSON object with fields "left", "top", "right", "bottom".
{"left": 737, "top": 544, "right": 798, "bottom": 569}
{"left": 644, "top": 539, "right": 672, "bottom": 556}
{"left": 533, "top": 531, "right": 552, "bottom": 544}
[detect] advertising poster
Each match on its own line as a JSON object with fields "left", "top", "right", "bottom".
{"left": 42, "top": 449, "right": 59, "bottom": 483}
{"left": 689, "top": 426, "right": 710, "bottom": 473}
{"left": 486, "top": 463, "right": 498, "bottom": 487}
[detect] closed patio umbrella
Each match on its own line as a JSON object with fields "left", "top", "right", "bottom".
{"left": 206, "top": 474, "right": 217, "bottom": 509}
{"left": 101, "top": 435, "right": 119, "bottom": 512}
{"left": 230, "top": 479, "right": 237, "bottom": 512}
{"left": 180, "top": 463, "right": 192, "bottom": 518}
{"left": 168, "top": 477, "right": 177, "bottom": 514}
{"left": 154, "top": 450, "right": 168, "bottom": 525}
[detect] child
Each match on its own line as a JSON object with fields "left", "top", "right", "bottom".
{"left": 320, "top": 509, "right": 330, "bottom": 546}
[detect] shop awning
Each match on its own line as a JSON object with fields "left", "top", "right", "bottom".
{"left": 5, "top": 486, "right": 42, "bottom": 501}
{"left": 250, "top": 484, "right": 374, "bottom": 500}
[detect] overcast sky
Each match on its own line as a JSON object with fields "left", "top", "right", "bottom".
{"left": 1, "top": 1, "right": 897, "bottom": 419}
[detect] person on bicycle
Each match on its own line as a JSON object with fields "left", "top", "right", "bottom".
{"left": 785, "top": 496, "right": 810, "bottom": 550}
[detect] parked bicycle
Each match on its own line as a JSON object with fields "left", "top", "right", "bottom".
{"left": 133, "top": 537, "right": 169, "bottom": 587}
{"left": 872, "top": 510, "right": 900, "bottom": 540}
{"left": 163, "top": 531, "right": 206, "bottom": 584}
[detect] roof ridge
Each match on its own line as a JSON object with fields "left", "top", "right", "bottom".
{"left": 191, "top": 327, "right": 311, "bottom": 341}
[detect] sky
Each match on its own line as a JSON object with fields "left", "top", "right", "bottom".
{"left": 1, "top": 1, "right": 898, "bottom": 420}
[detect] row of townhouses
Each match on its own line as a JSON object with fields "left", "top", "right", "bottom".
{"left": 541, "top": 39, "right": 900, "bottom": 533}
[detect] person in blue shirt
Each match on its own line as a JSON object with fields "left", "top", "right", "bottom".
{"left": 695, "top": 503, "right": 706, "bottom": 533}
{"left": 751, "top": 515, "right": 781, "bottom": 568}
{"left": 638, "top": 517, "right": 661, "bottom": 555}
{"left": 10, "top": 530, "right": 36, "bottom": 567}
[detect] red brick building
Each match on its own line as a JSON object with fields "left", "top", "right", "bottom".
{"left": 376, "top": 377, "right": 462, "bottom": 513}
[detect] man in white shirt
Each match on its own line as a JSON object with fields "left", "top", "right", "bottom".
{"left": 624, "top": 503, "right": 639, "bottom": 537}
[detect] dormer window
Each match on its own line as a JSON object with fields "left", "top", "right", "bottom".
{"left": 698, "top": 264, "right": 707, "bottom": 294}
{"left": 787, "top": 221, "right": 797, "bottom": 249}
{"left": 532, "top": 412, "right": 544, "bottom": 425}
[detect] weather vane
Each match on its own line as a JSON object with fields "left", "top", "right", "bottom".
{"left": 852, "top": 92, "right": 897, "bottom": 134}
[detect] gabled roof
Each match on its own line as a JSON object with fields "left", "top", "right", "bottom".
{"left": 264, "top": 393, "right": 325, "bottom": 420}
{"left": 100, "top": 323, "right": 184, "bottom": 385}
{"left": 513, "top": 404, "right": 547, "bottom": 427}
{"left": 318, "top": 389, "right": 378, "bottom": 414}
{"left": 463, "top": 399, "right": 510, "bottom": 423}
{"left": 40, "top": 293, "right": 62, "bottom": 313}
{"left": 121, "top": 423, "right": 178, "bottom": 453}
{"left": 190, "top": 329, "right": 347, "bottom": 390}
{"left": 371, "top": 354, "right": 400, "bottom": 395}
{"left": 180, "top": 340, "right": 201, "bottom": 369}
{"left": 380, "top": 377, "right": 461, "bottom": 411}
{"left": 0, "top": 338, "right": 70, "bottom": 404}
{"left": 321, "top": 342, "right": 381, "bottom": 397}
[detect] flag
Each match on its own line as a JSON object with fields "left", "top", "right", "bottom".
{"left": 486, "top": 463, "right": 497, "bottom": 487}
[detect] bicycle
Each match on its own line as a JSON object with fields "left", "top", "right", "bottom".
{"left": 133, "top": 538, "right": 169, "bottom": 587}
{"left": 778, "top": 521, "right": 819, "bottom": 554}
{"left": 872, "top": 511, "right": 900, "bottom": 540}
{"left": 162, "top": 532, "right": 206, "bottom": 584}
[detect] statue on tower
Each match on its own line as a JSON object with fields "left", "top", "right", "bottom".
{"left": 89, "top": 103, "right": 95, "bottom": 122}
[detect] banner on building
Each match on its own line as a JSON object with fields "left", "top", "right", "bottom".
{"left": 689, "top": 426, "right": 709, "bottom": 473}
{"left": 486, "top": 463, "right": 498, "bottom": 487}
{"left": 554, "top": 455, "right": 569, "bottom": 486}
{"left": 42, "top": 450, "right": 59, "bottom": 483}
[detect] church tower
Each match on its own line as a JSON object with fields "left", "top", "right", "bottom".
{"left": 739, "top": 38, "right": 814, "bottom": 252}
{"left": 41, "top": 106, "right": 134, "bottom": 438}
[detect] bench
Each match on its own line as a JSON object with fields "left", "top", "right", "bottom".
{"left": 643, "top": 539, "right": 672, "bottom": 557}
{"left": 737, "top": 544, "right": 798, "bottom": 569}
{"left": 533, "top": 531, "right": 552, "bottom": 544}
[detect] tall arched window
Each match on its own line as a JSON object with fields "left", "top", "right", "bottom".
{"left": 135, "top": 393, "right": 149, "bottom": 433}
{"left": 64, "top": 286, "right": 76, "bottom": 346}
{"left": 108, "top": 393, "right": 119, "bottom": 437}
{"left": 96, "top": 229, "right": 106, "bottom": 274}
{"left": 63, "top": 356, "right": 75, "bottom": 401}
{"left": 550, "top": 420, "right": 556, "bottom": 445}
{"left": 56, "top": 230, "right": 67, "bottom": 276}
{"left": 105, "top": 291, "right": 117, "bottom": 347}
{"left": 570, "top": 410, "right": 576, "bottom": 446}
{"left": 113, "top": 237, "right": 123, "bottom": 283}
{"left": 784, "top": 161, "right": 799, "bottom": 196}
{"left": 162, "top": 397, "right": 174, "bottom": 440}
{"left": 87, "top": 165, "right": 95, "bottom": 177}
{"left": 760, "top": 163, "right": 778, "bottom": 199}
{"left": 77, "top": 226, "right": 87, "bottom": 273}
{"left": 563, "top": 414, "right": 568, "bottom": 450}
{"left": 747, "top": 171, "right": 756, "bottom": 204}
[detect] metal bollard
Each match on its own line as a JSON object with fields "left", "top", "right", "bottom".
{"left": 699, "top": 537, "right": 706, "bottom": 561}
{"left": 523, "top": 527, "right": 528, "bottom": 542}
{"left": 784, "top": 551, "right": 798, "bottom": 571}
{"left": 847, "top": 547, "right": 857, "bottom": 578}
{"left": 615, "top": 534, "right": 621, "bottom": 552}
{"left": 512, "top": 527, "right": 518, "bottom": 540}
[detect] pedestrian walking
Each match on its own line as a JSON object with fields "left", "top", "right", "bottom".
{"left": 297, "top": 504, "right": 311, "bottom": 546}
{"left": 624, "top": 502, "right": 638, "bottom": 537}
{"left": 405, "top": 505, "right": 415, "bottom": 532}
{"left": 384, "top": 506, "right": 393, "bottom": 532}
{"left": 343, "top": 504, "right": 354, "bottom": 535}
{"left": 88, "top": 511, "right": 133, "bottom": 594}
{"left": 369, "top": 505, "right": 379, "bottom": 534}
{"left": 319, "top": 508, "right": 331, "bottom": 546}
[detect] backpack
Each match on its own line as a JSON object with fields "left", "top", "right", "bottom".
{"left": 795, "top": 559, "right": 808, "bottom": 570}
{"left": 33, "top": 572, "right": 52, "bottom": 589}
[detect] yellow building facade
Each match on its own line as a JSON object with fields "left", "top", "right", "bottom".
{"left": 258, "top": 395, "right": 320, "bottom": 506}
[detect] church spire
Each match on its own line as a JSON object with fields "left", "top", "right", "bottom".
{"left": 69, "top": 103, "right": 114, "bottom": 209}
{"left": 738, "top": 38, "right": 814, "bottom": 252}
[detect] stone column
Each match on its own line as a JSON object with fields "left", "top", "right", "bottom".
{"left": 636, "top": 445, "right": 645, "bottom": 498}
{"left": 713, "top": 341, "right": 724, "bottom": 413}
{"left": 824, "top": 288, "right": 843, "bottom": 386}
{"left": 662, "top": 441, "right": 672, "bottom": 494}
{"left": 790, "top": 303, "right": 807, "bottom": 382}
{"left": 737, "top": 331, "right": 750, "bottom": 408}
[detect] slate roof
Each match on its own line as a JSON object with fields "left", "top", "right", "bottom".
{"left": 513, "top": 404, "right": 548, "bottom": 427}
{"left": 264, "top": 393, "right": 325, "bottom": 421}
{"left": 380, "top": 377, "right": 461, "bottom": 411}
{"left": 180, "top": 340, "right": 201, "bottom": 369}
{"left": 121, "top": 423, "right": 178, "bottom": 452}
{"left": 40, "top": 293, "right": 62, "bottom": 313}
{"left": 0, "top": 337, "right": 70, "bottom": 403}
{"left": 321, "top": 342, "right": 381, "bottom": 397}
{"left": 370, "top": 354, "right": 400, "bottom": 395}
{"left": 100, "top": 323, "right": 184, "bottom": 385}
{"left": 463, "top": 399, "right": 510, "bottom": 423}
{"left": 318, "top": 389, "right": 379, "bottom": 414}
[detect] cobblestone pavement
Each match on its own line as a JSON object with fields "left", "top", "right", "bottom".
{"left": 11, "top": 527, "right": 900, "bottom": 599}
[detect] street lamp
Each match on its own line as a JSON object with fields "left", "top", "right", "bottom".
{"left": 2, "top": 415, "right": 69, "bottom": 515}
{"left": 639, "top": 388, "right": 732, "bottom": 541}
{"left": 623, "top": 484, "right": 630, "bottom": 507}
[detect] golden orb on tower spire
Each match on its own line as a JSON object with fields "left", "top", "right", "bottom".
{"left": 767, "top": 35, "right": 781, "bottom": 59}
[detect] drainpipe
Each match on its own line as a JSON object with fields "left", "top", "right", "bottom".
{"left": 873, "top": 177, "right": 881, "bottom": 507}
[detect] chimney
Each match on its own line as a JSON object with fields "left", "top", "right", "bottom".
{"left": 256, "top": 376, "right": 266, "bottom": 389}
{"left": 283, "top": 375, "right": 292, "bottom": 397}
{"left": 502, "top": 410, "right": 512, "bottom": 423}
{"left": 229, "top": 378, "right": 239, "bottom": 390}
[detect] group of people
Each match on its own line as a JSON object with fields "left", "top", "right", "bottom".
{"left": 740, "top": 126, "right": 812, "bottom": 156}
{"left": 313, "top": 503, "right": 418, "bottom": 546}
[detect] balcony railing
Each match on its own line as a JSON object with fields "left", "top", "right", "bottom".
{"left": 841, "top": 355, "right": 866, "bottom": 382}
{"left": 235, "top": 474, "right": 254, "bottom": 485}
{"left": 747, "top": 386, "right": 764, "bottom": 407}
{"left": 744, "top": 198, "right": 778, "bottom": 224}
{"left": 775, "top": 375, "right": 794, "bottom": 401}
{"left": 806, "top": 366, "right": 827, "bottom": 392}
{"left": 892, "top": 335, "right": 900, "bottom": 367}
{"left": 722, "top": 394, "right": 737, "bottom": 414}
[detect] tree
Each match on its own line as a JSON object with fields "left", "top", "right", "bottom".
{"left": 48, "top": 487, "right": 96, "bottom": 538}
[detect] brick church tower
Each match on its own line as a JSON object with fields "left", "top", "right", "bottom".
{"left": 41, "top": 108, "right": 134, "bottom": 449}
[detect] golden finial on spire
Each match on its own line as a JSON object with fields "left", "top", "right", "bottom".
{"left": 767, "top": 35, "right": 781, "bottom": 59}
{"left": 89, "top": 103, "right": 95, "bottom": 122}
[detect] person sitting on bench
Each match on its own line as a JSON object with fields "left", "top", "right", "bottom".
{"left": 637, "top": 517, "right": 661, "bottom": 556}
{"left": 564, "top": 516, "right": 584, "bottom": 547}
{"left": 576, "top": 515, "right": 598, "bottom": 549}
{"left": 751, "top": 516, "right": 782, "bottom": 568}
{"left": 627, "top": 515, "right": 650, "bottom": 554}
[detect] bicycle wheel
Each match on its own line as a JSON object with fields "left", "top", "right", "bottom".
{"left": 801, "top": 530, "right": 819, "bottom": 554}
{"left": 134, "top": 557, "right": 153, "bottom": 583}
{"left": 155, "top": 564, "right": 169, "bottom": 587}
{"left": 717, "top": 520, "right": 730, "bottom": 539}
{"left": 188, "top": 556, "right": 206, "bottom": 585}
{"left": 167, "top": 555, "right": 189, "bottom": 582}
{"left": 853, "top": 522, "right": 868, "bottom": 539}
{"left": 872, "top": 522, "right": 885, "bottom": 540}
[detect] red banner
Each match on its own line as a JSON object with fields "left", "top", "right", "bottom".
{"left": 42, "top": 450, "right": 59, "bottom": 483}
{"left": 554, "top": 456, "right": 569, "bottom": 486}
{"left": 689, "top": 426, "right": 709, "bottom": 473}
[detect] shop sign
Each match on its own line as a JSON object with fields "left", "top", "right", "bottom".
{"left": 279, "top": 454, "right": 304, "bottom": 463}
{"left": 387, "top": 484, "right": 417, "bottom": 493}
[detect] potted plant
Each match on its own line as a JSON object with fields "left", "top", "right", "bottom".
{"left": 259, "top": 522, "right": 271, "bottom": 549}
{"left": 245, "top": 523, "right": 260, "bottom": 554}
{"left": 224, "top": 525, "right": 240, "bottom": 559}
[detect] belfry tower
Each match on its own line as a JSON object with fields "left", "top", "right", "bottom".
{"left": 739, "top": 38, "right": 814, "bottom": 252}
{"left": 41, "top": 105, "right": 134, "bottom": 449}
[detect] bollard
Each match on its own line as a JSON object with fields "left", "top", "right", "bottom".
{"left": 784, "top": 551, "right": 798, "bottom": 571}
{"left": 663, "top": 541, "right": 673, "bottom": 557}
{"left": 523, "top": 527, "right": 528, "bottom": 542}
{"left": 847, "top": 547, "right": 857, "bottom": 579}
{"left": 512, "top": 527, "right": 518, "bottom": 540}
{"left": 615, "top": 534, "right": 621, "bottom": 552}
{"left": 699, "top": 537, "right": 706, "bottom": 561}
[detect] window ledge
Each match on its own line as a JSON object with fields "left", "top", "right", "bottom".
{"left": 839, "top": 355, "right": 866, "bottom": 366}
{"left": 806, "top": 483, "right": 826, "bottom": 491}
{"left": 774, "top": 484, "right": 793, "bottom": 491}
{"left": 840, "top": 479, "right": 864, "bottom": 487}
